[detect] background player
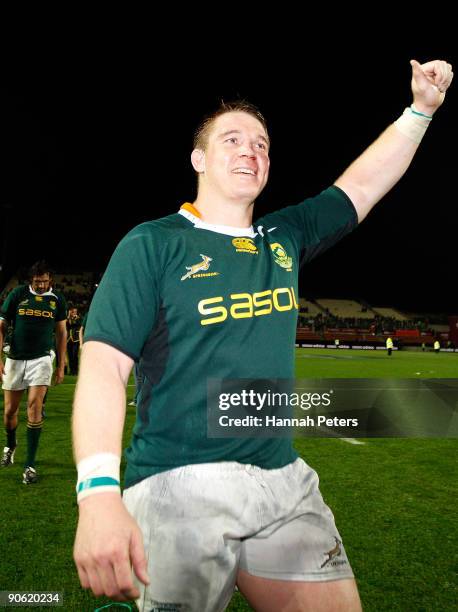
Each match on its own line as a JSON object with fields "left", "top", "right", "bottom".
{"left": 0, "top": 261, "right": 67, "bottom": 484}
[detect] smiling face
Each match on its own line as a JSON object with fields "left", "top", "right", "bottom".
{"left": 192, "top": 111, "right": 270, "bottom": 204}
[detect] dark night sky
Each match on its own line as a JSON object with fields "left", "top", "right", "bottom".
{"left": 1, "top": 38, "right": 456, "bottom": 314}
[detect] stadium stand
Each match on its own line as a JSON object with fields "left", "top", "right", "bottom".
{"left": 294, "top": 298, "right": 450, "bottom": 348}
{"left": 298, "top": 297, "right": 323, "bottom": 316}
{"left": 372, "top": 306, "right": 409, "bottom": 321}
{"left": 316, "top": 298, "right": 375, "bottom": 319}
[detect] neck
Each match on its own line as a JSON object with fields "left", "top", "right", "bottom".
{"left": 29, "top": 286, "right": 53, "bottom": 296}
{"left": 192, "top": 190, "right": 254, "bottom": 228}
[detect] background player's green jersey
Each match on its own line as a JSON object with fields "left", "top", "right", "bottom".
{"left": 67, "top": 316, "right": 82, "bottom": 343}
{"left": 86, "top": 186, "right": 358, "bottom": 488}
{"left": 0, "top": 285, "right": 67, "bottom": 360}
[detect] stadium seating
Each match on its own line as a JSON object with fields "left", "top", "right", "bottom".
{"left": 316, "top": 298, "right": 375, "bottom": 318}
{"left": 372, "top": 306, "right": 409, "bottom": 321}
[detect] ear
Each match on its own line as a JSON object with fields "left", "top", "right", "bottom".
{"left": 191, "top": 148, "right": 205, "bottom": 173}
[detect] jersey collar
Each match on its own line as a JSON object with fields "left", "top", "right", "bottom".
{"left": 179, "top": 202, "right": 256, "bottom": 238}
{"left": 29, "top": 286, "right": 57, "bottom": 298}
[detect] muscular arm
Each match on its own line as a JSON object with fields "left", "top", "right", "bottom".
{"left": 335, "top": 59, "right": 453, "bottom": 222}
{"left": 73, "top": 340, "right": 149, "bottom": 601}
{"left": 334, "top": 124, "right": 420, "bottom": 222}
{"left": 73, "top": 340, "right": 132, "bottom": 460}
{"left": 54, "top": 320, "right": 68, "bottom": 384}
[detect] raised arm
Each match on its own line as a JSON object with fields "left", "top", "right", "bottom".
{"left": 335, "top": 59, "right": 453, "bottom": 222}
{"left": 72, "top": 340, "right": 149, "bottom": 601}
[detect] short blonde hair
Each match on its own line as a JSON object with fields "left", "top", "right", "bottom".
{"left": 193, "top": 100, "right": 269, "bottom": 151}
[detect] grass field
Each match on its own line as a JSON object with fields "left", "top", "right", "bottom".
{"left": 0, "top": 349, "right": 456, "bottom": 611}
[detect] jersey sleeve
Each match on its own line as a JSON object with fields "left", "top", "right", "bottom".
{"left": 0, "top": 287, "right": 21, "bottom": 323}
{"left": 55, "top": 294, "right": 68, "bottom": 322}
{"left": 256, "top": 185, "right": 358, "bottom": 264}
{"left": 84, "top": 224, "right": 162, "bottom": 361}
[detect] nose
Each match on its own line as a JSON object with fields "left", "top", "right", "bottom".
{"left": 239, "top": 145, "right": 256, "bottom": 159}
{"left": 237, "top": 138, "right": 258, "bottom": 157}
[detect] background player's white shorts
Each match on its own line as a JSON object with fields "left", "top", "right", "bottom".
{"left": 2, "top": 356, "right": 53, "bottom": 390}
{"left": 123, "top": 458, "right": 354, "bottom": 612}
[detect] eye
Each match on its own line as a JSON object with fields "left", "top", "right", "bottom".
{"left": 225, "top": 137, "right": 238, "bottom": 144}
{"left": 256, "top": 142, "right": 267, "bottom": 150}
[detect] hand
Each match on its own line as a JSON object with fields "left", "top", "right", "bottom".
{"left": 74, "top": 493, "right": 149, "bottom": 601}
{"left": 410, "top": 59, "right": 453, "bottom": 115}
{"left": 53, "top": 367, "right": 65, "bottom": 385}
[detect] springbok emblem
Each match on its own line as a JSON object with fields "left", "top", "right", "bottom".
{"left": 181, "top": 254, "right": 213, "bottom": 281}
{"left": 320, "top": 537, "right": 342, "bottom": 568}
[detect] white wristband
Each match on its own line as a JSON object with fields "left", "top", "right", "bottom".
{"left": 393, "top": 106, "right": 432, "bottom": 144}
{"left": 76, "top": 452, "right": 121, "bottom": 502}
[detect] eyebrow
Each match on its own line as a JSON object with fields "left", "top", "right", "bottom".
{"left": 217, "top": 129, "right": 270, "bottom": 146}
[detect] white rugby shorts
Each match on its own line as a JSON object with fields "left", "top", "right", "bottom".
{"left": 2, "top": 356, "right": 53, "bottom": 390}
{"left": 123, "top": 458, "right": 354, "bottom": 612}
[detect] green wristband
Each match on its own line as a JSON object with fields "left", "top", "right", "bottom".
{"left": 410, "top": 105, "right": 433, "bottom": 120}
{"left": 77, "top": 476, "right": 120, "bottom": 493}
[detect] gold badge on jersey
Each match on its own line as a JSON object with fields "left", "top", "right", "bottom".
{"left": 232, "top": 237, "right": 258, "bottom": 255}
{"left": 49, "top": 301, "right": 56, "bottom": 309}
{"left": 181, "top": 254, "right": 219, "bottom": 281}
{"left": 270, "top": 243, "right": 293, "bottom": 271}
{"left": 35, "top": 296, "right": 43, "bottom": 302}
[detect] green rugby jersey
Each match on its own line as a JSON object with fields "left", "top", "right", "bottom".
{"left": 67, "top": 316, "right": 82, "bottom": 343}
{"left": 85, "top": 185, "right": 358, "bottom": 488}
{"left": 0, "top": 286, "right": 67, "bottom": 360}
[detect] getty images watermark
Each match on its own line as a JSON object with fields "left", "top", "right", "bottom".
{"left": 207, "top": 379, "right": 458, "bottom": 438}
{"left": 217, "top": 388, "right": 355, "bottom": 429}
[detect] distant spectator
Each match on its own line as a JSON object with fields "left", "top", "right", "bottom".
{"left": 78, "top": 312, "right": 89, "bottom": 347}
{"left": 67, "top": 307, "right": 82, "bottom": 375}
{"left": 386, "top": 336, "right": 394, "bottom": 356}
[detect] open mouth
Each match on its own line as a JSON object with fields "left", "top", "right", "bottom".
{"left": 232, "top": 167, "right": 257, "bottom": 177}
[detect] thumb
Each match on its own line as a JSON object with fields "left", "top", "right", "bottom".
{"left": 410, "top": 59, "right": 426, "bottom": 81}
{"left": 130, "top": 529, "right": 150, "bottom": 586}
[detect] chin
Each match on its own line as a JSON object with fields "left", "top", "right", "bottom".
{"left": 233, "top": 187, "right": 262, "bottom": 202}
